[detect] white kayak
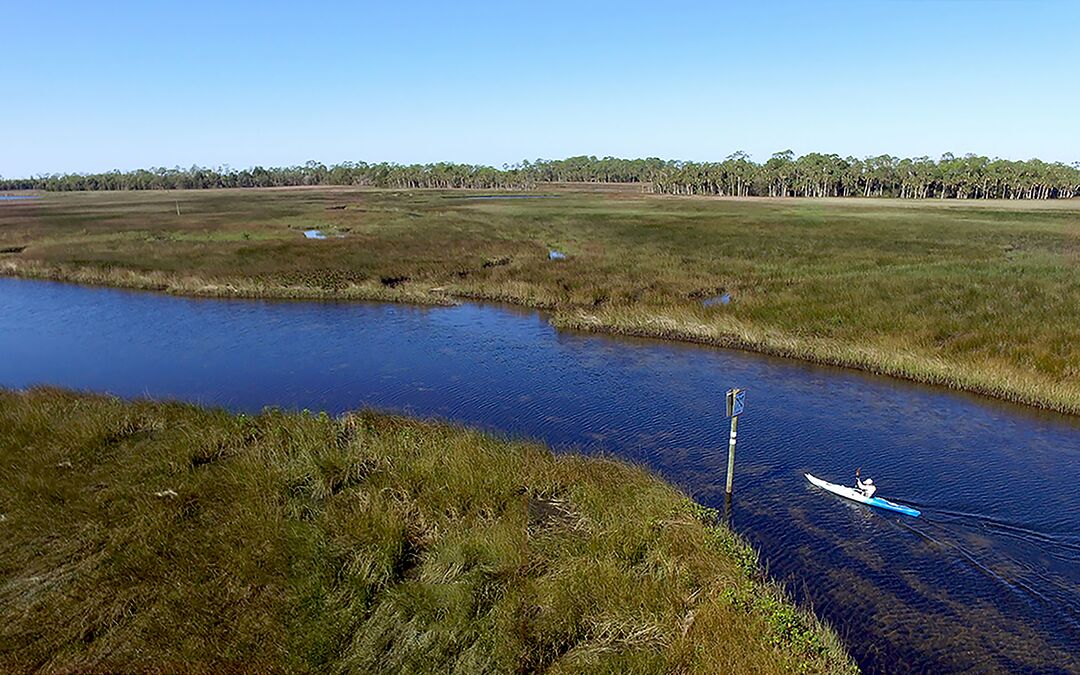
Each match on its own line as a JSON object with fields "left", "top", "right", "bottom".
{"left": 805, "top": 473, "right": 921, "bottom": 517}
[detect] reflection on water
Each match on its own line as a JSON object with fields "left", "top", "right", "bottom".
{"left": 702, "top": 292, "right": 731, "bottom": 306}
{"left": 0, "top": 278, "right": 1077, "bottom": 674}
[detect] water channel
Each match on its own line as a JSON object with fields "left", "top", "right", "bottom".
{"left": 1, "top": 277, "right": 1077, "bottom": 673}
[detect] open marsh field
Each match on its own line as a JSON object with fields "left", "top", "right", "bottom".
{"left": 0, "top": 387, "right": 854, "bottom": 673}
{"left": 1, "top": 186, "right": 1077, "bottom": 413}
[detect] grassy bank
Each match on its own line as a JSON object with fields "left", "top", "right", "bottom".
{"left": 1, "top": 187, "right": 1076, "bottom": 414}
{"left": 0, "top": 388, "right": 854, "bottom": 673}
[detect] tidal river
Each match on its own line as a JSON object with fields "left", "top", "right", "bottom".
{"left": 1, "top": 278, "right": 1077, "bottom": 674}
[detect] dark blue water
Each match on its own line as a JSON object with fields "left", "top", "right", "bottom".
{"left": 1, "top": 277, "right": 1077, "bottom": 674}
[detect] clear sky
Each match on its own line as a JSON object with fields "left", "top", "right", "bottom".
{"left": 3, "top": 0, "right": 1078, "bottom": 176}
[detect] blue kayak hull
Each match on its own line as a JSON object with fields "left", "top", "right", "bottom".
{"left": 864, "top": 497, "right": 921, "bottom": 517}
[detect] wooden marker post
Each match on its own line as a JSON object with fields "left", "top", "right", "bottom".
{"left": 724, "top": 388, "right": 745, "bottom": 498}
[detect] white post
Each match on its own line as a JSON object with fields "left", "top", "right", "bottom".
{"left": 725, "top": 414, "right": 738, "bottom": 497}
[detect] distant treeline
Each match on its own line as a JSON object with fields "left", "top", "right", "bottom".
{"left": 649, "top": 152, "right": 1080, "bottom": 200}
{"left": 3, "top": 153, "right": 1078, "bottom": 199}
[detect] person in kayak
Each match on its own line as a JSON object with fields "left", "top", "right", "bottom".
{"left": 855, "top": 467, "right": 877, "bottom": 498}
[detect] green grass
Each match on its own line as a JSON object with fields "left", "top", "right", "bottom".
{"left": 1, "top": 187, "right": 1077, "bottom": 413}
{"left": 0, "top": 388, "right": 855, "bottom": 673}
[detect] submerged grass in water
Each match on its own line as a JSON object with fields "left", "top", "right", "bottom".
{"left": 0, "top": 388, "right": 854, "bottom": 673}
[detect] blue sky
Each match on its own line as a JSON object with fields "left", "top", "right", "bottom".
{"left": 3, "top": 1, "right": 1078, "bottom": 176}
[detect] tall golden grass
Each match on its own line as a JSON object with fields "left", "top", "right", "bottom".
{"left": 0, "top": 388, "right": 855, "bottom": 673}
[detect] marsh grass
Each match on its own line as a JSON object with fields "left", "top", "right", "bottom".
{"left": 0, "top": 388, "right": 854, "bottom": 673}
{"left": 1, "top": 187, "right": 1076, "bottom": 413}
{"left": 551, "top": 304, "right": 1080, "bottom": 415}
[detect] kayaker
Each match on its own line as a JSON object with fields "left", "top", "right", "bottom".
{"left": 855, "top": 467, "right": 877, "bottom": 498}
